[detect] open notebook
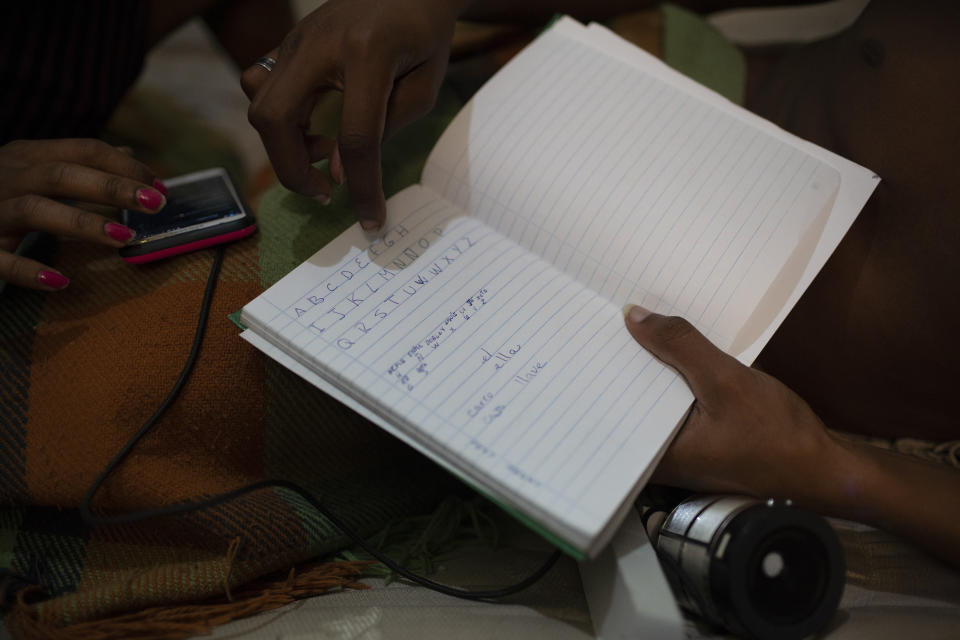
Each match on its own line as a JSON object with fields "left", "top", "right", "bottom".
{"left": 240, "top": 17, "right": 878, "bottom": 559}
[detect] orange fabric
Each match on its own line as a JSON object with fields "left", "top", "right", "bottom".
{"left": 24, "top": 238, "right": 267, "bottom": 509}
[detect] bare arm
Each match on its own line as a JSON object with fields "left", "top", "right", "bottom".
{"left": 821, "top": 438, "right": 960, "bottom": 569}
{"left": 624, "top": 304, "right": 960, "bottom": 569}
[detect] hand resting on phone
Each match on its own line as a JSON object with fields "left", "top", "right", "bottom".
{"left": 0, "top": 138, "right": 168, "bottom": 291}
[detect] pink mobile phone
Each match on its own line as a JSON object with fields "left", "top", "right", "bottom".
{"left": 120, "top": 167, "right": 256, "bottom": 264}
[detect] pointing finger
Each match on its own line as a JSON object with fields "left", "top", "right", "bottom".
{"left": 339, "top": 59, "right": 394, "bottom": 230}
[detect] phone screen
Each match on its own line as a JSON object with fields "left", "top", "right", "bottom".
{"left": 124, "top": 173, "right": 246, "bottom": 242}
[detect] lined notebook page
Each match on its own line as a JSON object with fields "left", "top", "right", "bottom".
{"left": 242, "top": 185, "right": 692, "bottom": 553}
{"left": 422, "top": 28, "right": 839, "bottom": 353}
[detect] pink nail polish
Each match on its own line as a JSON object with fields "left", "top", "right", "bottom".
{"left": 137, "top": 188, "right": 165, "bottom": 211}
{"left": 153, "top": 179, "right": 168, "bottom": 196}
{"left": 38, "top": 271, "right": 69, "bottom": 289}
{"left": 105, "top": 222, "right": 135, "bottom": 243}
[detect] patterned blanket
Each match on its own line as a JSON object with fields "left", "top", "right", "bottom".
{"left": 0, "top": 74, "right": 473, "bottom": 640}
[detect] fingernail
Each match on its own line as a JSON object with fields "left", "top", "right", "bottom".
{"left": 360, "top": 219, "right": 381, "bottom": 232}
{"left": 137, "top": 188, "right": 165, "bottom": 211}
{"left": 623, "top": 303, "right": 651, "bottom": 324}
{"left": 314, "top": 194, "right": 331, "bottom": 206}
{"left": 37, "top": 270, "right": 69, "bottom": 290}
{"left": 105, "top": 222, "right": 135, "bottom": 243}
{"left": 152, "top": 179, "right": 168, "bottom": 196}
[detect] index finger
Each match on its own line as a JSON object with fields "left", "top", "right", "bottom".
{"left": 247, "top": 52, "right": 333, "bottom": 201}
{"left": 339, "top": 60, "right": 395, "bottom": 231}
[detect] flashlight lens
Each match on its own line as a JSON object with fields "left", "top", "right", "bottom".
{"left": 746, "top": 528, "right": 830, "bottom": 625}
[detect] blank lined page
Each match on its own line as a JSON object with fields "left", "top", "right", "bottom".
{"left": 422, "top": 28, "right": 839, "bottom": 353}
{"left": 242, "top": 185, "right": 692, "bottom": 552}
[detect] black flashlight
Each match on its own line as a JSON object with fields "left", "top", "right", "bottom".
{"left": 642, "top": 494, "right": 845, "bottom": 640}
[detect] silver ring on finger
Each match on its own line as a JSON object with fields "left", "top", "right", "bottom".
{"left": 254, "top": 56, "right": 277, "bottom": 72}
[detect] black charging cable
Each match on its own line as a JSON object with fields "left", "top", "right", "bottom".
{"left": 80, "top": 245, "right": 561, "bottom": 600}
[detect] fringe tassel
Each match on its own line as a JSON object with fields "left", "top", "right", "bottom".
{"left": 5, "top": 560, "right": 373, "bottom": 640}
{"left": 222, "top": 536, "right": 242, "bottom": 603}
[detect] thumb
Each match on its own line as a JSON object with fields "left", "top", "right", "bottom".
{"left": 623, "top": 304, "right": 736, "bottom": 405}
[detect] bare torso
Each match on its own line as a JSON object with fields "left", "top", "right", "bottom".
{"left": 749, "top": 0, "right": 960, "bottom": 440}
